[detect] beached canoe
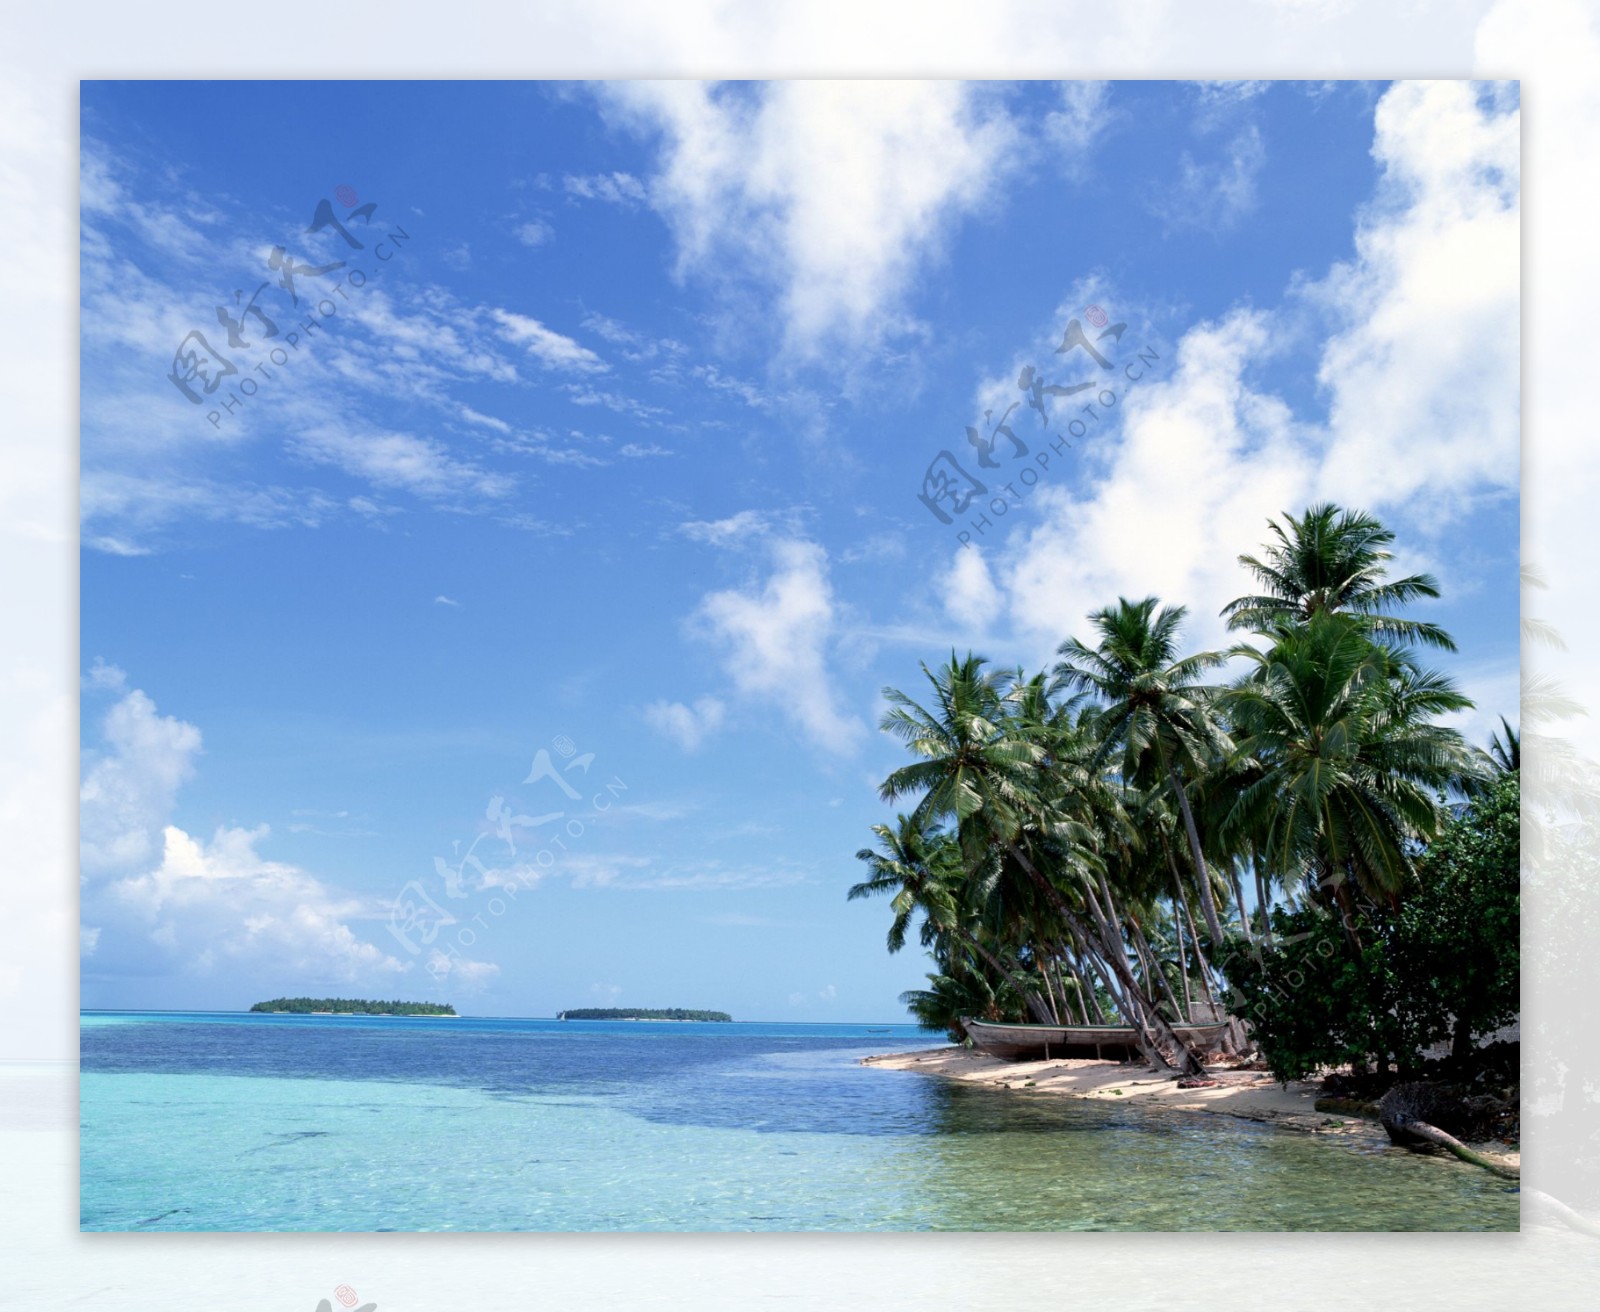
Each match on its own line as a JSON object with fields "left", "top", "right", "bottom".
{"left": 961, "top": 1017, "right": 1230, "bottom": 1061}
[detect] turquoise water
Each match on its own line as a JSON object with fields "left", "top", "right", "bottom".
{"left": 79, "top": 1011, "right": 1518, "bottom": 1232}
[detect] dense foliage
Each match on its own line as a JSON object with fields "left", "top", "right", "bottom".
{"left": 1219, "top": 774, "right": 1519, "bottom": 1080}
{"left": 850, "top": 504, "right": 1512, "bottom": 1080}
{"left": 249, "top": 997, "right": 456, "bottom": 1015}
{"left": 557, "top": 1008, "right": 733, "bottom": 1022}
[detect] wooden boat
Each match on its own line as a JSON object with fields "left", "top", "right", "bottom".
{"left": 961, "top": 1017, "right": 1230, "bottom": 1061}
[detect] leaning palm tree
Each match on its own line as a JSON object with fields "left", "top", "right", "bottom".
{"left": 877, "top": 652, "right": 1208, "bottom": 1073}
{"left": 849, "top": 815, "right": 1054, "bottom": 1024}
{"left": 1221, "top": 610, "right": 1477, "bottom": 922}
{"left": 1222, "top": 503, "right": 1456, "bottom": 650}
{"left": 1053, "top": 596, "right": 1232, "bottom": 946}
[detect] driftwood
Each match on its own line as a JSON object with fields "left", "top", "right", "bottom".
{"left": 1378, "top": 1081, "right": 1519, "bottom": 1180}
{"left": 1389, "top": 1116, "right": 1520, "bottom": 1179}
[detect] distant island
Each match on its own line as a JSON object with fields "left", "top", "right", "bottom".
{"left": 249, "top": 997, "right": 457, "bottom": 1016}
{"left": 556, "top": 1008, "right": 732, "bottom": 1022}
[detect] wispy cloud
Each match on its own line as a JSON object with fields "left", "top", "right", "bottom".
{"left": 490, "top": 308, "right": 608, "bottom": 373}
{"left": 564, "top": 172, "right": 648, "bottom": 206}
{"left": 597, "top": 81, "right": 1025, "bottom": 359}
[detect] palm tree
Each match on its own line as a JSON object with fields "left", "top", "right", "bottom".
{"left": 876, "top": 653, "right": 1208, "bottom": 1073}
{"left": 878, "top": 654, "right": 1043, "bottom": 871}
{"left": 1053, "top": 596, "right": 1232, "bottom": 946}
{"left": 849, "top": 815, "right": 1055, "bottom": 1024}
{"left": 1222, "top": 503, "right": 1456, "bottom": 650}
{"left": 1221, "top": 611, "right": 1477, "bottom": 921}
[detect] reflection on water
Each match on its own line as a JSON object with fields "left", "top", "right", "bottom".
{"left": 79, "top": 1013, "right": 1517, "bottom": 1232}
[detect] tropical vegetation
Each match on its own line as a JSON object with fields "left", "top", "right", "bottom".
{"left": 851, "top": 503, "right": 1517, "bottom": 1083}
{"left": 250, "top": 997, "right": 457, "bottom": 1015}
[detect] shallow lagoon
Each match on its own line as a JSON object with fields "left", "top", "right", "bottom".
{"left": 80, "top": 1011, "right": 1519, "bottom": 1232}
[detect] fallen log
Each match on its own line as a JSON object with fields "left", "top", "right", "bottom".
{"left": 1388, "top": 1116, "right": 1519, "bottom": 1180}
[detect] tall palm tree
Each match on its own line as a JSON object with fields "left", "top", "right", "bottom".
{"left": 877, "top": 653, "right": 1208, "bottom": 1073}
{"left": 1053, "top": 596, "right": 1232, "bottom": 945}
{"left": 1221, "top": 610, "right": 1477, "bottom": 917}
{"left": 1222, "top": 503, "right": 1456, "bottom": 650}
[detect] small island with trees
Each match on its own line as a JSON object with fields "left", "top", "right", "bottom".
{"left": 249, "top": 997, "right": 457, "bottom": 1016}
{"left": 557, "top": 1008, "right": 733, "bottom": 1022}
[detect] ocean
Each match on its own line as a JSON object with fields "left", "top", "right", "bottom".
{"left": 79, "top": 1011, "right": 1518, "bottom": 1232}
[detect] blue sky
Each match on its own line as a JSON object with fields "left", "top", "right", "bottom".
{"left": 79, "top": 79, "right": 1520, "bottom": 1020}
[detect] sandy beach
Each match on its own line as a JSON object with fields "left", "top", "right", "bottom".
{"left": 863, "top": 1047, "right": 1521, "bottom": 1170}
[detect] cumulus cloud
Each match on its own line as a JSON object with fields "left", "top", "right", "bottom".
{"left": 693, "top": 538, "right": 863, "bottom": 753}
{"left": 80, "top": 681, "right": 413, "bottom": 989}
{"left": 940, "top": 547, "right": 1004, "bottom": 631}
{"left": 1313, "top": 80, "right": 1520, "bottom": 515}
{"left": 110, "top": 824, "right": 409, "bottom": 981}
{"left": 80, "top": 687, "right": 203, "bottom": 877}
{"left": 993, "top": 81, "right": 1517, "bottom": 660}
{"left": 599, "top": 80, "right": 1024, "bottom": 357}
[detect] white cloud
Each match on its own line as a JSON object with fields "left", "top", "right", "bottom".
{"left": 490, "top": 308, "right": 608, "bottom": 373}
{"left": 1044, "top": 81, "right": 1110, "bottom": 166}
{"left": 940, "top": 547, "right": 1004, "bottom": 631}
{"left": 112, "top": 823, "right": 410, "bottom": 982}
{"left": 80, "top": 688, "right": 203, "bottom": 877}
{"left": 694, "top": 538, "right": 864, "bottom": 753}
{"left": 434, "top": 594, "right": 460, "bottom": 607}
{"left": 1313, "top": 80, "right": 1519, "bottom": 515}
{"left": 425, "top": 948, "right": 500, "bottom": 986}
{"left": 643, "top": 696, "right": 726, "bottom": 752}
{"left": 996, "top": 81, "right": 1517, "bottom": 657}
{"left": 1004, "top": 310, "right": 1309, "bottom": 655}
{"left": 564, "top": 172, "right": 649, "bottom": 206}
{"left": 290, "top": 424, "right": 514, "bottom": 500}
{"left": 83, "top": 659, "right": 127, "bottom": 692}
{"left": 515, "top": 219, "right": 554, "bottom": 247}
{"left": 79, "top": 683, "right": 414, "bottom": 990}
{"left": 600, "top": 81, "right": 1024, "bottom": 357}
{"left": 679, "top": 509, "right": 770, "bottom": 546}
{"left": 1150, "top": 124, "right": 1265, "bottom": 234}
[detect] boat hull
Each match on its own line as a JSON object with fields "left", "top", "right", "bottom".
{"left": 961, "top": 1017, "right": 1229, "bottom": 1061}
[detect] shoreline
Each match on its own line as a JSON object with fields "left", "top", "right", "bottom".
{"left": 862, "top": 1047, "right": 1521, "bottom": 1168}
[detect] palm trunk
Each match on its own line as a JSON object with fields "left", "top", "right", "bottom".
{"left": 1067, "top": 941, "right": 1107, "bottom": 1023}
{"left": 1002, "top": 843, "right": 1206, "bottom": 1074}
{"left": 962, "top": 931, "right": 1055, "bottom": 1024}
{"left": 1229, "top": 863, "right": 1255, "bottom": 946}
{"left": 1037, "top": 960, "right": 1063, "bottom": 1024}
{"left": 1166, "top": 842, "right": 1219, "bottom": 1013}
{"left": 1079, "top": 877, "right": 1206, "bottom": 1075}
{"left": 1171, "top": 905, "right": 1194, "bottom": 1020}
{"left": 1253, "top": 855, "right": 1273, "bottom": 947}
{"left": 1168, "top": 762, "right": 1225, "bottom": 944}
{"left": 1129, "top": 913, "right": 1185, "bottom": 1024}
